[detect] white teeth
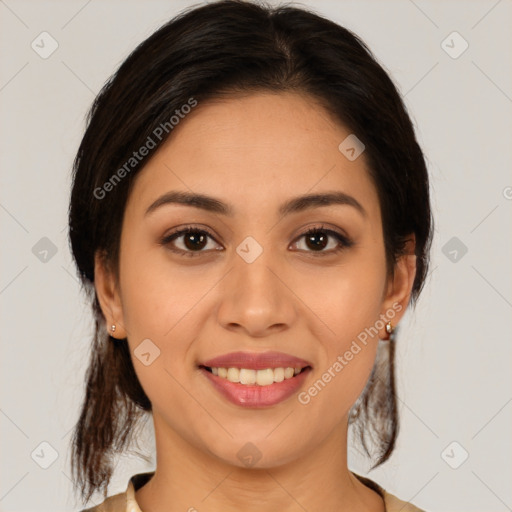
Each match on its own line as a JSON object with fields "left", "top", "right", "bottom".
{"left": 273, "top": 367, "right": 284, "bottom": 382}
{"left": 256, "top": 368, "right": 274, "bottom": 386}
{"left": 239, "top": 368, "right": 256, "bottom": 385}
{"left": 284, "top": 367, "right": 295, "bottom": 379}
{"left": 208, "top": 366, "right": 305, "bottom": 386}
{"left": 227, "top": 367, "right": 240, "bottom": 383}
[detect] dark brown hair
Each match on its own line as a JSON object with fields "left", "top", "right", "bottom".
{"left": 68, "top": 0, "right": 432, "bottom": 504}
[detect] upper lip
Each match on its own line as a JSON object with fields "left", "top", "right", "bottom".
{"left": 201, "top": 351, "right": 313, "bottom": 370}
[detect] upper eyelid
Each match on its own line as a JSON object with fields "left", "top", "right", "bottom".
{"left": 164, "top": 225, "right": 218, "bottom": 242}
{"left": 163, "top": 224, "right": 350, "bottom": 249}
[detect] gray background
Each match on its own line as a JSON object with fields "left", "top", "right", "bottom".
{"left": 1, "top": 0, "right": 511, "bottom": 510}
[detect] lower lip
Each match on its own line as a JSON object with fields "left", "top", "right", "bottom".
{"left": 200, "top": 367, "right": 311, "bottom": 408}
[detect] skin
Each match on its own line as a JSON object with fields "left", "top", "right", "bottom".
{"left": 94, "top": 91, "right": 416, "bottom": 512}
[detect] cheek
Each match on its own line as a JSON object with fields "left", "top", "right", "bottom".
{"left": 315, "top": 271, "right": 383, "bottom": 331}
{"left": 118, "top": 239, "right": 210, "bottom": 338}
{"left": 300, "top": 251, "right": 387, "bottom": 345}
{"left": 293, "top": 250, "right": 387, "bottom": 408}
{"left": 293, "top": 288, "right": 383, "bottom": 437}
{"left": 116, "top": 242, "right": 204, "bottom": 392}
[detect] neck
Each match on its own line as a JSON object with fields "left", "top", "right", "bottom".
{"left": 135, "top": 413, "right": 385, "bottom": 512}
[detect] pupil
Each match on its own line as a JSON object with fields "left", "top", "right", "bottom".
{"left": 307, "top": 232, "right": 327, "bottom": 250}
{"left": 185, "top": 232, "right": 207, "bottom": 250}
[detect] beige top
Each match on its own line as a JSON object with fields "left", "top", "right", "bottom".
{"left": 81, "top": 471, "right": 426, "bottom": 512}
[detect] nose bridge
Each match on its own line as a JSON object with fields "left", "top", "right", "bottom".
{"left": 216, "top": 233, "right": 296, "bottom": 335}
{"left": 236, "top": 237, "right": 276, "bottom": 292}
{"left": 234, "top": 233, "right": 282, "bottom": 305}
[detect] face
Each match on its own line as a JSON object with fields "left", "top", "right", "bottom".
{"left": 95, "top": 91, "right": 415, "bottom": 468}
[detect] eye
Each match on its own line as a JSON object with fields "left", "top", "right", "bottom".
{"left": 160, "top": 224, "right": 353, "bottom": 258}
{"left": 160, "top": 225, "right": 222, "bottom": 257}
{"left": 291, "top": 225, "right": 353, "bottom": 255}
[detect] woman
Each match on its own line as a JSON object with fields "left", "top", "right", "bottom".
{"left": 68, "top": 1, "right": 433, "bottom": 510}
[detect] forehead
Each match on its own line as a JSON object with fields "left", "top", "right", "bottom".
{"left": 125, "top": 91, "right": 380, "bottom": 221}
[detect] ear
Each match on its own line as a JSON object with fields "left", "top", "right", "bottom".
{"left": 94, "top": 250, "right": 127, "bottom": 339}
{"left": 379, "top": 236, "right": 417, "bottom": 338}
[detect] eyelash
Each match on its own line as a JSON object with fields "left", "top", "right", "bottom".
{"left": 160, "top": 224, "right": 353, "bottom": 258}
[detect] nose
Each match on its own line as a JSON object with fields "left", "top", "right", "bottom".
{"left": 216, "top": 244, "right": 297, "bottom": 338}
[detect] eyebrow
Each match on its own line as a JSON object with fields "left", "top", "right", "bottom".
{"left": 144, "top": 190, "right": 366, "bottom": 218}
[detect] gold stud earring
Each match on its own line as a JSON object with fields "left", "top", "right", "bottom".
{"left": 385, "top": 321, "right": 394, "bottom": 335}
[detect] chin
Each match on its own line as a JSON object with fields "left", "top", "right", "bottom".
{"left": 205, "top": 433, "right": 309, "bottom": 470}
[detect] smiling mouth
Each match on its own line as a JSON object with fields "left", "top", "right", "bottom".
{"left": 199, "top": 365, "right": 312, "bottom": 386}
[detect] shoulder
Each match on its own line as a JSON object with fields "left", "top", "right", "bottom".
{"left": 352, "top": 472, "right": 427, "bottom": 512}
{"left": 382, "top": 491, "right": 426, "bottom": 512}
{"left": 79, "top": 490, "right": 127, "bottom": 512}
{"left": 79, "top": 472, "right": 154, "bottom": 512}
